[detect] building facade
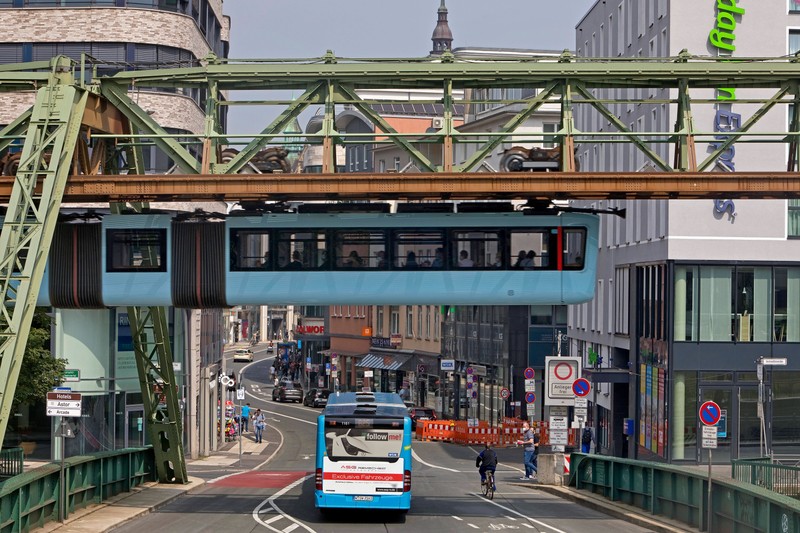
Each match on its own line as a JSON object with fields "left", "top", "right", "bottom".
{"left": 574, "top": 0, "right": 800, "bottom": 463}
{"left": 0, "top": 1, "right": 231, "bottom": 458}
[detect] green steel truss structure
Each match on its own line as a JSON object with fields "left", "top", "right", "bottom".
{"left": 1, "top": 53, "right": 800, "bottom": 482}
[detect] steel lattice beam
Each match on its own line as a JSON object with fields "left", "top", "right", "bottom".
{"left": 0, "top": 58, "right": 88, "bottom": 446}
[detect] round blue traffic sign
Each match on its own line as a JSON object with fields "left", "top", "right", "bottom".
{"left": 572, "top": 378, "right": 591, "bottom": 397}
{"left": 524, "top": 367, "right": 535, "bottom": 380}
{"left": 471, "top": 391, "right": 477, "bottom": 399}
{"left": 466, "top": 382, "right": 473, "bottom": 389}
{"left": 699, "top": 401, "right": 722, "bottom": 426}
{"left": 466, "top": 367, "right": 474, "bottom": 375}
{"left": 525, "top": 391, "right": 536, "bottom": 404}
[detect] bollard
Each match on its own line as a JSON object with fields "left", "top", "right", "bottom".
{"left": 537, "top": 453, "right": 566, "bottom": 486}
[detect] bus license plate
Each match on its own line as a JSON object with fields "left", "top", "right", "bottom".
{"left": 353, "top": 496, "right": 373, "bottom": 501}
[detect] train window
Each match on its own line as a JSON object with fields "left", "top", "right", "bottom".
{"left": 510, "top": 230, "right": 553, "bottom": 269}
{"left": 451, "top": 231, "right": 502, "bottom": 268}
{"left": 392, "top": 230, "right": 444, "bottom": 269}
{"left": 107, "top": 229, "right": 166, "bottom": 272}
{"left": 563, "top": 229, "right": 587, "bottom": 270}
{"left": 333, "top": 230, "right": 386, "bottom": 269}
{"left": 276, "top": 230, "right": 326, "bottom": 270}
{"left": 230, "top": 229, "right": 270, "bottom": 271}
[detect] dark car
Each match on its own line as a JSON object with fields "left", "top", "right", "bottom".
{"left": 272, "top": 381, "right": 303, "bottom": 403}
{"left": 303, "top": 388, "right": 331, "bottom": 407}
{"left": 408, "top": 407, "right": 437, "bottom": 430}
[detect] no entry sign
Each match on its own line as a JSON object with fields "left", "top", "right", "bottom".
{"left": 699, "top": 401, "right": 722, "bottom": 426}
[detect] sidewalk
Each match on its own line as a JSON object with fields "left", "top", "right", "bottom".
{"left": 31, "top": 438, "right": 268, "bottom": 533}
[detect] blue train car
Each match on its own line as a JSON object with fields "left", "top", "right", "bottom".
{"left": 35, "top": 208, "right": 599, "bottom": 308}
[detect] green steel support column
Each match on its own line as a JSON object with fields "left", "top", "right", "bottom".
{"left": 789, "top": 86, "right": 800, "bottom": 172}
{"left": 127, "top": 305, "right": 187, "bottom": 484}
{"left": 111, "top": 129, "right": 187, "bottom": 484}
{"left": 441, "top": 79, "right": 453, "bottom": 172}
{"left": 322, "top": 80, "right": 337, "bottom": 174}
{"left": 560, "top": 80, "right": 576, "bottom": 172}
{"left": 0, "top": 57, "right": 87, "bottom": 446}
{"left": 201, "top": 80, "right": 219, "bottom": 174}
{"left": 673, "top": 80, "right": 697, "bottom": 172}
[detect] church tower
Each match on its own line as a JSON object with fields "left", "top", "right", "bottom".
{"left": 431, "top": 0, "right": 453, "bottom": 55}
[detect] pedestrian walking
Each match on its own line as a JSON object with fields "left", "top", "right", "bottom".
{"left": 253, "top": 408, "right": 266, "bottom": 444}
{"left": 241, "top": 403, "right": 251, "bottom": 432}
{"left": 581, "top": 426, "right": 594, "bottom": 454}
{"left": 516, "top": 421, "right": 539, "bottom": 480}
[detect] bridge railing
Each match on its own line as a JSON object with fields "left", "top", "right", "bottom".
{"left": 0, "top": 448, "right": 23, "bottom": 481}
{"left": 0, "top": 447, "right": 155, "bottom": 533}
{"left": 733, "top": 457, "right": 800, "bottom": 499}
{"left": 569, "top": 453, "right": 800, "bottom": 532}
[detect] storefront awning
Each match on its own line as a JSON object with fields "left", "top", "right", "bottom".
{"left": 357, "top": 353, "right": 412, "bottom": 371}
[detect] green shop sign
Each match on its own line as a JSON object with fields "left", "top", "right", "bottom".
{"left": 709, "top": 0, "right": 745, "bottom": 53}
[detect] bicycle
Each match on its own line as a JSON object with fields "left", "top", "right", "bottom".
{"left": 481, "top": 470, "right": 495, "bottom": 500}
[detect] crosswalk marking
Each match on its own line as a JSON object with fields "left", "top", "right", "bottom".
{"left": 264, "top": 515, "right": 283, "bottom": 524}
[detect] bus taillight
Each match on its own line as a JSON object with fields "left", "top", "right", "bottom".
{"left": 403, "top": 470, "right": 411, "bottom": 492}
{"left": 316, "top": 468, "right": 323, "bottom": 490}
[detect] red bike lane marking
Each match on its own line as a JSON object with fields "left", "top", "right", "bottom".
{"left": 211, "top": 471, "right": 310, "bottom": 488}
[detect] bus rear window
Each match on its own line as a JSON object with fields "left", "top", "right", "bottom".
{"left": 324, "top": 418, "right": 404, "bottom": 461}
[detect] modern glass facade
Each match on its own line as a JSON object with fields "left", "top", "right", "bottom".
{"left": 674, "top": 265, "right": 800, "bottom": 343}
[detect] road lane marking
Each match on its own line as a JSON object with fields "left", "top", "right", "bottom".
{"left": 411, "top": 449, "right": 460, "bottom": 472}
{"left": 470, "top": 492, "right": 568, "bottom": 533}
{"left": 253, "top": 474, "right": 315, "bottom": 532}
{"left": 452, "top": 516, "right": 463, "bottom": 521}
{"left": 283, "top": 524, "right": 299, "bottom": 532}
{"left": 265, "top": 515, "right": 282, "bottom": 524}
{"left": 521, "top": 524, "right": 534, "bottom": 529}
{"left": 468, "top": 524, "right": 480, "bottom": 529}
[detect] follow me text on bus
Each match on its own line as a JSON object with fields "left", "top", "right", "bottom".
{"left": 315, "top": 392, "right": 412, "bottom": 512}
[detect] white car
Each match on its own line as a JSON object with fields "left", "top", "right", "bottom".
{"left": 233, "top": 349, "right": 254, "bottom": 363}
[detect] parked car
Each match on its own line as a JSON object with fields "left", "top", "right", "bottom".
{"left": 233, "top": 348, "right": 254, "bottom": 363}
{"left": 272, "top": 381, "right": 303, "bottom": 402}
{"left": 409, "top": 407, "right": 437, "bottom": 430}
{"left": 303, "top": 388, "right": 331, "bottom": 407}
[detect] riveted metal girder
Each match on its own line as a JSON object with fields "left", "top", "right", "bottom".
{"left": 0, "top": 57, "right": 88, "bottom": 446}
{"left": 101, "top": 55, "right": 800, "bottom": 91}
{"left": 7, "top": 171, "right": 793, "bottom": 202}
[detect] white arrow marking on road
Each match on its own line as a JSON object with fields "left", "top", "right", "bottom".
{"left": 252, "top": 475, "right": 315, "bottom": 532}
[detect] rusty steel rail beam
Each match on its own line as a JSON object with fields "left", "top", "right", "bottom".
{"left": 1, "top": 172, "right": 799, "bottom": 202}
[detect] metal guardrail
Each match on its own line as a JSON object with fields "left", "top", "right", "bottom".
{"left": 0, "top": 449, "right": 23, "bottom": 480}
{"left": 733, "top": 457, "right": 800, "bottom": 499}
{"left": 0, "top": 447, "right": 155, "bottom": 533}
{"left": 570, "top": 453, "right": 800, "bottom": 532}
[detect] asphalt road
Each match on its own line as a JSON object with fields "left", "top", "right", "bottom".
{"left": 114, "top": 346, "right": 655, "bottom": 533}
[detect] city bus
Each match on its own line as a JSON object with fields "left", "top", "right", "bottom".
{"left": 315, "top": 391, "right": 412, "bottom": 512}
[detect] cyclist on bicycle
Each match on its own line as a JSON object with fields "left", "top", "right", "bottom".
{"left": 476, "top": 442, "right": 498, "bottom": 490}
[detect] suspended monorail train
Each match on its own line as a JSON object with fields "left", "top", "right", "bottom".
{"left": 37, "top": 205, "right": 600, "bottom": 308}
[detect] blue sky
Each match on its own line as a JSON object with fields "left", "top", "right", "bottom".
{"left": 222, "top": 0, "right": 598, "bottom": 133}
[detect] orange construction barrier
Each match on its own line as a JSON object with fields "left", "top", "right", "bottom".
{"left": 416, "top": 420, "right": 455, "bottom": 442}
